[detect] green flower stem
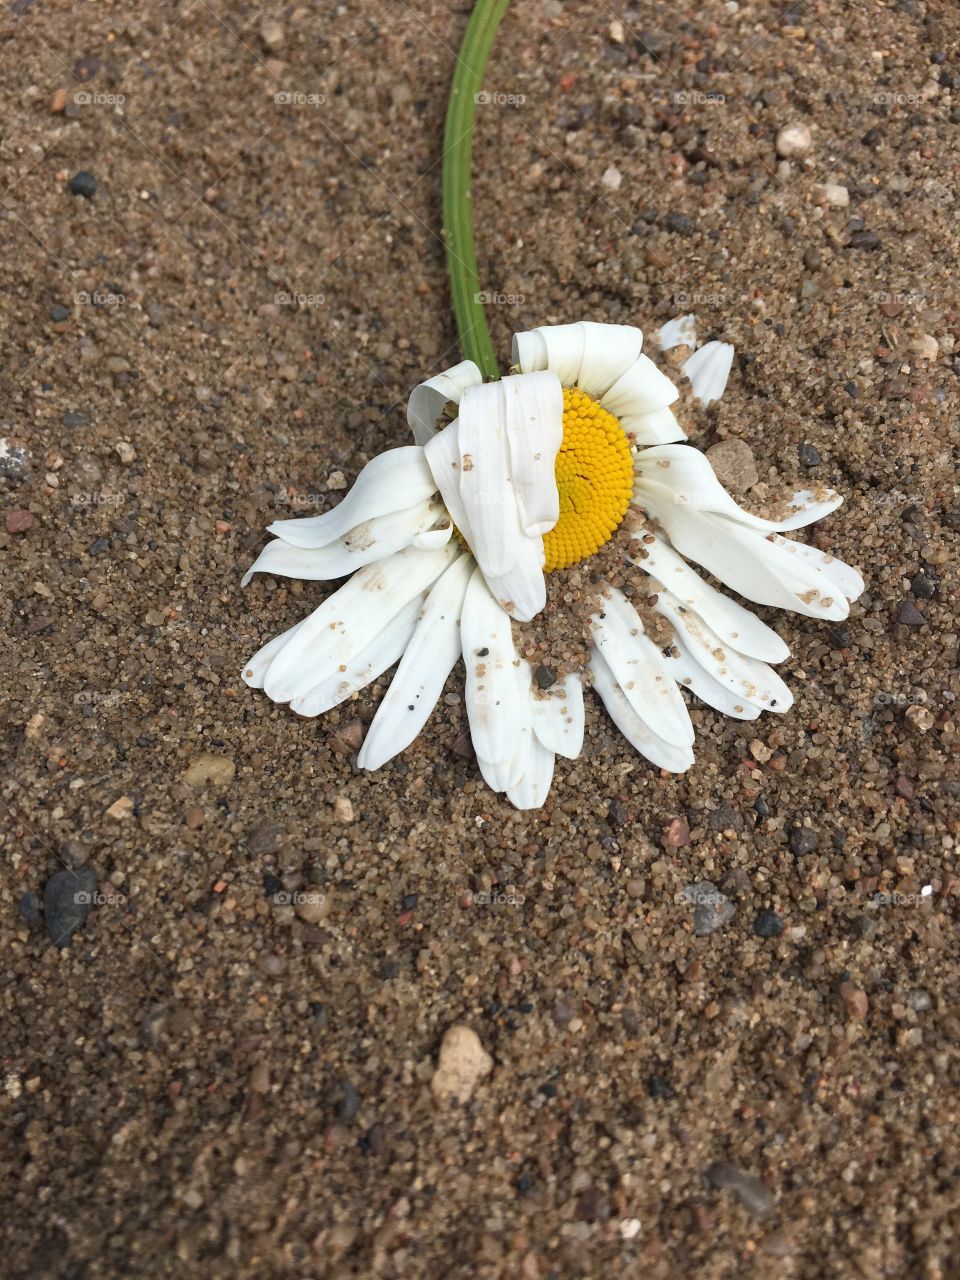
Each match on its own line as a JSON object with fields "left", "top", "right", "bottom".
{"left": 443, "top": 0, "right": 510, "bottom": 379}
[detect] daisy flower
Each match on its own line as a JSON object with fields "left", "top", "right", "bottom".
{"left": 241, "top": 320, "right": 863, "bottom": 809}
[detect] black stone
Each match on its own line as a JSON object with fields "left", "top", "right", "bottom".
{"left": 17, "top": 891, "right": 41, "bottom": 924}
{"left": 788, "top": 827, "right": 819, "bottom": 856}
{"left": 648, "top": 1074, "right": 675, "bottom": 1099}
{"left": 534, "top": 664, "right": 556, "bottom": 690}
{"left": 68, "top": 171, "right": 97, "bottom": 198}
{"left": 262, "top": 873, "right": 283, "bottom": 899}
{"left": 401, "top": 893, "right": 418, "bottom": 910}
{"left": 799, "top": 442, "right": 822, "bottom": 466}
{"left": 909, "top": 573, "right": 937, "bottom": 600}
{"left": 50, "top": 305, "right": 71, "bottom": 322}
{"left": 897, "top": 599, "right": 926, "bottom": 627}
{"left": 829, "top": 624, "right": 852, "bottom": 648}
{"left": 664, "top": 211, "right": 693, "bottom": 236}
{"left": 43, "top": 866, "right": 97, "bottom": 948}
{"left": 753, "top": 909, "right": 784, "bottom": 938}
{"left": 848, "top": 229, "right": 880, "bottom": 250}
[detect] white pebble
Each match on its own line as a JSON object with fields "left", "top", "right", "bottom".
{"left": 776, "top": 123, "right": 812, "bottom": 157}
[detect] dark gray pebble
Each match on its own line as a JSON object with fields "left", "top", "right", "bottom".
{"left": 788, "top": 827, "right": 819, "bottom": 856}
{"left": 43, "top": 866, "right": 97, "bottom": 948}
{"left": 17, "top": 892, "right": 41, "bottom": 924}
{"left": 68, "top": 171, "right": 97, "bottom": 198}
{"left": 897, "top": 599, "right": 926, "bottom": 627}
{"left": 754, "top": 910, "right": 784, "bottom": 938}
{"left": 799, "top": 442, "right": 822, "bottom": 466}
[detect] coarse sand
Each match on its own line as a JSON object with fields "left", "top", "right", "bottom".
{"left": 1, "top": 2, "right": 958, "bottom": 1277}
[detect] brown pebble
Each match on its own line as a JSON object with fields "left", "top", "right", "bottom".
{"left": 6, "top": 510, "right": 34, "bottom": 533}
{"left": 662, "top": 818, "right": 690, "bottom": 849}
{"left": 840, "top": 981, "right": 869, "bottom": 1021}
{"left": 51, "top": 88, "right": 68, "bottom": 113}
{"left": 184, "top": 807, "right": 205, "bottom": 830}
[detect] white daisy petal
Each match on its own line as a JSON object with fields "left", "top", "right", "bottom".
{"left": 590, "top": 588, "right": 694, "bottom": 748}
{"left": 632, "top": 534, "right": 790, "bottom": 663}
{"left": 683, "top": 340, "right": 734, "bottom": 404}
{"left": 512, "top": 323, "right": 583, "bottom": 384}
{"left": 654, "top": 590, "right": 794, "bottom": 712}
{"left": 782, "top": 539, "right": 865, "bottom": 602}
{"left": 410, "top": 521, "right": 453, "bottom": 551}
{"left": 244, "top": 499, "right": 442, "bottom": 586}
{"left": 458, "top": 380, "right": 518, "bottom": 578}
{"left": 407, "top": 359, "right": 482, "bottom": 447}
{"left": 268, "top": 447, "right": 437, "bottom": 548}
{"left": 667, "top": 634, "right": 763, "bottom": 720}
{"left": 242, "top": 619, "right": 306, "bottom": 690}
{"left": 574, "top": 322, "right": 645, "bottom": 398}
{"left": 423, "top": 419, "right": 476, "bottom": 546}
{"left": 476, "top": 749, "right": 520, "bottom": 794}
{"left": 290, "top": 595, "right": 423, "bottom": 718}
{"left": 636, "top": 445, "right": 844, "bottom": 531}
{"left": 461, "top": 567, "right": 526, "bottom": 765}
{"left": 502, "top": 370, "right": 563, "bottom": 536}
{"left": 357, "top": 553, "right": 474, "bottom": 770}
{"left": 658, "top": 314, "right": 697, "bottom": 351}
{"left": 506, "top": 736, "right": 556, "bottom": 810}
{"left": 634, "top": 490, "right": 833, "bottom": 617}
{"left": 263, "top": 542, "right": 458, "bottom": 701}
{"left": 622, "top": 405, "right": 687, "bottom": 446}
{"left": 530, "top": 672, "right": 585, "bottom": 760}
{"left": 481, "top": 520, "right": 545, "bottom": 622}
{"left": 601, "top": 353, "right": 680, "bottom": 420}
{"left": 590, "top": 647, "right": 695, "bottom": 773}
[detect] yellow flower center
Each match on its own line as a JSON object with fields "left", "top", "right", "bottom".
{"left": 542, "top": 388, "right": 635, "bottom": 572}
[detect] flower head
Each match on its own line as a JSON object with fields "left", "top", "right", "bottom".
{"left": 241, "top": 320, "right": 864, "bottom": 809}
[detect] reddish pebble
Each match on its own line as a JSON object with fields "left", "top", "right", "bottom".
{"left": 6, "top": 510, "right": 34, "bottom": 533}
{"left": 895, "top": 776, "right": 914, "bottom": 800}
{"left": 662, "top": 818, "right": 690, "bottom": 849}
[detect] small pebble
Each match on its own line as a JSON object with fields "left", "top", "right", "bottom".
{"left": 431, "top": 1024, "right": 493, "bottom": 1104}
{"left": 788, "top": 827, "right": 819, "bottom": 856}
{"left": 601, "top": 166, "right": 622, "bottom": 191}
{"left": 5, "top": 510, "right": 34, "bottom": 534}
{"left": 840, "top": 982, "right": 868, "bottom": 1021}
{"left": 799, "top": 442, "right": 822, "bottom": 466}
{"left": 909, "top": 572, "right": 937, "bottom": 600}
{"left": 664, "top": 211, "right": 693, "bottom": 236}
{"left": 43, "top": 866, "right": 98, "bottom": 948}
{"left": 897, "top": 599, "right": 926, "bottom": 627}
{"left": 662, "top": 817, "right": 690, "bottom": 849}
{"left": 706, "top": 1162, "right": 774, "bottom": 1218}
{"left": 848, "top": 229, "right": 880, "bottom": 250}
{"left": 17, "top": 892, "right": 42, "bottom": 924}
{"left": 682, "top": 882, "right": 735, "bottom": 936}
{"left": 334, "top": 795, "right": 355, "bottom": 823}
{"left": 813, "top": 182, "right": 849, "bottom": 207}
{"left": 68, "top": 171, "right": 97, "bottom": 198}
{"left": 754, "top": 910, "right": 784, "bottom": 938}
{"left": 260, "top": 17, "right": 285, "bottom": 51}
{"left": 705, "top": 440, "right": 758, "bottom": 493}
{"left": 775, "top": 123, "right": 812, "bottom": 157}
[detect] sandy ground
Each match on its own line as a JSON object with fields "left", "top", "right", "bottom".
{"left": 1, "top": 1, "right": 958, "bottom": 1277}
